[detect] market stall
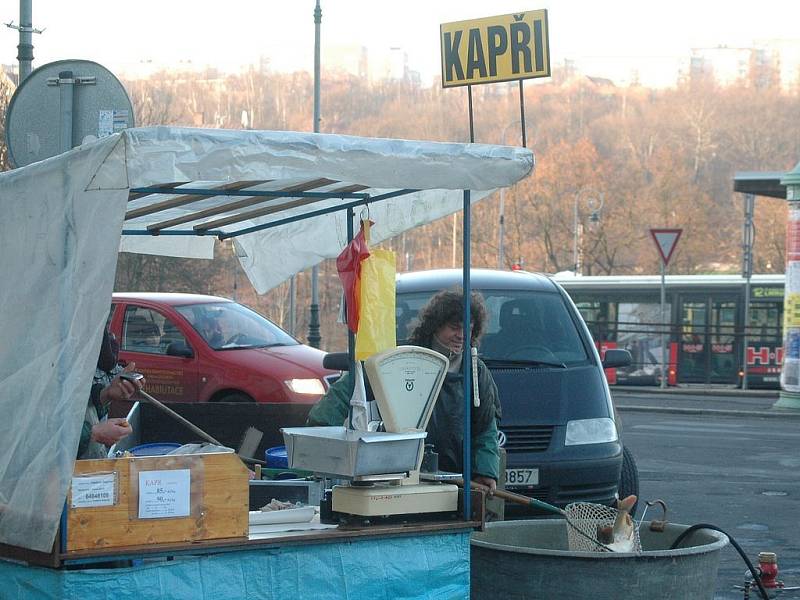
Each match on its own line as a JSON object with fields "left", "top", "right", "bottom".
{"left": 0, "top": 126, "right": 533, "bottom": 598}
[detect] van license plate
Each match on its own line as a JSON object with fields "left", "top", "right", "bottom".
{"left": 505, "top": 468, "right": 539, "bottom": 486}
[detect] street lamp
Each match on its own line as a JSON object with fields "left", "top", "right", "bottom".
{"left": 498, "top": 120, "right": 523, "bottom": 269}
{"left": 573, "top": 189, "right": 604, "bottom": 274}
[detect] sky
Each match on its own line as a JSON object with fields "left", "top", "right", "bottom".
{"left": 2, "top": 1, "right": 799, "bottom": 87}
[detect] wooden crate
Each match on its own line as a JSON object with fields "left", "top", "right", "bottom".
{"left": 66, "top": 452, "right": 248, "bottom": 552}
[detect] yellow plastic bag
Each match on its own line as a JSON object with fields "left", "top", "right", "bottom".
{"left": 355, "top": 247, "right": 396, "bottom": 360}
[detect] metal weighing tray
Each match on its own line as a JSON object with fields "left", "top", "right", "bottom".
{"left": 281, "top": 426, "right": 426, "bottom": 478}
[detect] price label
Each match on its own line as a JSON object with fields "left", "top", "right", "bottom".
{"left": 71, "top": 473, "right": 117, "bottom": 508}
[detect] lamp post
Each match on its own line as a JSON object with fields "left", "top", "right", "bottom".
{"left": 308, "top": 0, "right": 322, "bottom": 347}
{"left": 498, "top": 120, "right": 523, "bottom": 269}
{"left": 573, "top": 189, "right": 604, "bottom": 274}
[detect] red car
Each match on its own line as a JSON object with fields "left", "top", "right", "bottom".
{"left": 107, "top": 293, "right": 336, "bottom": 403}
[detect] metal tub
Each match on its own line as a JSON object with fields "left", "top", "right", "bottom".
{"left": 281, "top": 426, "right": 426, "bottom": 478}
{"left": 471, "top": 520, "right": 729, "bottom": 600}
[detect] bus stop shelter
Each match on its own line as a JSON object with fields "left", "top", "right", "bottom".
{"left": 734, "top": 164, "right": 800, "bottom": 408}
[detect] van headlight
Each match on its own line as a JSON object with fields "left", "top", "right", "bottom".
{"left": 565, "top": 418, "right": 618, "bottom": 445}
{"left": 285, "top": 378, "right": 326, "bottom": 395}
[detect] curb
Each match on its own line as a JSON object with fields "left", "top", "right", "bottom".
{"left": 616, "top": 404, "right": 800, "bottom": 419}
{"left": 611, "top": 388, "right": 779, "bottom": 399}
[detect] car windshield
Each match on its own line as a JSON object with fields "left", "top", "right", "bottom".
{"left": 176, "top": 301, "right": 298, "bottom": 350}
{"left": 397, "top": 289, "right": 589, "bottom": 366}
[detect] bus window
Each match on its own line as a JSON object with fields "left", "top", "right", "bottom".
{"left": 616, "top": 302, "right": 668, "bottom": 384}
{"left": 574, "top": 300, "right": 616, "bottom": 342}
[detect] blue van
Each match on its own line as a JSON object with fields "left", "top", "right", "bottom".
{"left": 396, "top": 269, "right": 638, "bottom": 516}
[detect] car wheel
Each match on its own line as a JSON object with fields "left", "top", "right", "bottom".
{"left": 215, "top": 392, "right": 254, "bottom": 403}
{"left": 618, "top": 446, "right": 640, "bottom": 516}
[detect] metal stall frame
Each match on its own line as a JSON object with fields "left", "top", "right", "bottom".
{"left": 120, "top": 180, "right": 478, "bottom": 519}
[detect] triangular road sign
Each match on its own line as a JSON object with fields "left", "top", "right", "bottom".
{"left": 650, "top": 228, "right": 683, "bottom": 265}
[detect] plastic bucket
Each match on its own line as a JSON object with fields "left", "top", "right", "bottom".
{"left": 265, "top": 445, "right": 288, "bottom": 468}
{"left": 128, "top": 442, "right": 182, "bottom": 456}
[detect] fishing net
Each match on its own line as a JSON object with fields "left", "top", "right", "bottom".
{"left": 564, "top": 502, "right": 642, "bottom": 553}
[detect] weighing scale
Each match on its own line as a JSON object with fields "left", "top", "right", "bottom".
{"left": 282, "top": 346, "right": 460, "bottom": 519}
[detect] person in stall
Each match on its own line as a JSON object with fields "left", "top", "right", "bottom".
{"left": 307, "top": 289, "right": 501, "bottom": 493}
{"left": 77, "top": 329, "right": 145, "bottom": 460}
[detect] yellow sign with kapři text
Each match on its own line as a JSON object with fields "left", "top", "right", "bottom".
{"left": 440, "top": 10, "right": 550, "bottom": 88}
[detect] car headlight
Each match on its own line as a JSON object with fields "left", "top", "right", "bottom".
{"left": 284, "top": 378, "right": 326, "bottom": 395}
{"left": 565, "top": 418, "right": 618, "bottom": 446}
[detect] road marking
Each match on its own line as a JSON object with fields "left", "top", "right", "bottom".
{"left": 629, "top": 423, "right": 800, "bottom": 439}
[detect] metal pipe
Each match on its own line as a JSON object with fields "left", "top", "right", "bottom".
{"left": 346, "top": 208, "right": 355, "bottom": 373}
{"left": 573, "top": 193, "right": 580, "bottom": 273}
{"left": 462, "top": 189, "right": 472, "bottom": 521}
{"left": 58, "top": 70, "right": 74, "bottom": 153}
{"left": 314, "top": 0, "right": 321, "bottom": 134}
{"left": 742, "top": 193, "right": 755, "bottom": 389}
{"left": 289, "top": 275, "right": 296, "bottom": 335}
{"left": 660, "top": 261, "right": 667, "bottom": 389}
{"left": 467, "top": 85, "right": 474, "bottom": 143}
{"left": 218, "top": 189, "right": 418, "bottom": 239}
{"left": 308, "top": 0, "right": 323, "bottom": 348}
{"left": 498, "top": 120, "right": 522, "bottom": 269}
{"left": 17, "top": 0, "right": 33, "bottom": 82}
{"left": 518, "top": 80, "right": 527, "bottom": 148}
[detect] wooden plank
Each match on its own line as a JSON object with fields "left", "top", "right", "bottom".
{"left": 147, "top": 178, "right": 339, "bottom": 232}
{"left": 195, "top": 184, "right": 367, "bottom": 231}
{"left": 127, "top": 181, "right": 189, "bottom": 201}
{"left": 0, "top": 539, "right": 61, "bottom": 568}
{"left": 66, "top": 453, "right": 247, "bottom": 552}
{"left": 124, "top": 180, "right": 269, "bottom": 221}
{"left": 60, "top": 519, "right": 478, "bottom": 561}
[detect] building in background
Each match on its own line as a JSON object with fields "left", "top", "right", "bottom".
{"left": 684, "top": 40, "right": 800, "bottom": 90}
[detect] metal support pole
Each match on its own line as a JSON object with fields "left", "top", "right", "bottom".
{"left": 17, "top": 0, "right": 33, "bottom": 82}
{"left": 498, "top": 121, "right": 521, "bottom": 269}
{"left": 498, "top": 187, "right": 505, "bottom": 269}
{"left": 289, "top": 276, "right": 296, "bottom": 335}
{"left": 58, "top": 71, "right": 74, "bottom": 153}
{"left": 313, "top": 0, "right": 321, "bottom": 133}
{"left": 308, "top": 0, "right": 323, "bottom": 347}
{"left": 742, "top": 193, "right": 755, "bottom": 390}
{"left": 467, "top": 85, "right": 474, "bottom": 143}
{"left": 346, "top": 207, "right": 355, "bottom": 372}
{"left": 573, "top": 195, "right": 580, "bottom": 273}
{"left": 233, "top": 260, "right": 238, "bottom": 301}
{"left": 660, "top": 261, "right": 667, "bottom": 389}
{"left": 518, "top": 80, "right": 527, "bottom": 148}
{"left": 461, "top": 189, "right": 472, "bottom": 521}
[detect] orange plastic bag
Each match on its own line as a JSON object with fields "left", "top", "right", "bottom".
{"left": 336, "top": 221, "right": 371, "bottom": 334}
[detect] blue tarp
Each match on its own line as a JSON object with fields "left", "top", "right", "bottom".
{"left": 1, "top": 531, "right": 470, "bottom": 600}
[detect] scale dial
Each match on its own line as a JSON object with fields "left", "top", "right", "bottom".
{"left": 364, "top": 346, "right": 448, "bottom": 433}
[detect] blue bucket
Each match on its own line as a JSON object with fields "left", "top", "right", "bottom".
{"left": 129, "top": 442, "right": 182, "bottom": 456}
{"left": 265, "top": 445, "right": 288, "bottom": 468}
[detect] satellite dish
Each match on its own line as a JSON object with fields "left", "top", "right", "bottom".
{"left": 5, "top": 59, "right": 134, "bottom": 168}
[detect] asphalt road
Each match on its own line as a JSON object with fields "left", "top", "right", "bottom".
{"left": 619, "top": 403, "right": 800, "bottom": 599}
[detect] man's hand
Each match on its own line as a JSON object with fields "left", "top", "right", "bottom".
{"left": 101, "top": 363, "right": 145, "bottom": 404}
{"left": 472, "top": 476, "right": 497, "bottom": 496}
{"left": 91, "top": 418, "right": 133, "bottom": 446}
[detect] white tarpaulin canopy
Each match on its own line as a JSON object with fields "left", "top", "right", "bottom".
{"left": 0, "top": 126, "right": 533, "bottom": 552}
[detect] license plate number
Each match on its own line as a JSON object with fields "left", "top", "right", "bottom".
{"left": 505, "top": 468, "right": 538, "bottom": 486}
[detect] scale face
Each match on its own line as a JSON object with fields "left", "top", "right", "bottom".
{"left": 364, "top": 346, "right": 448, "bottom": 433}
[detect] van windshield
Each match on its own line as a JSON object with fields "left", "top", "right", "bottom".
{"left": 176, "top": 302, "right": 297, "bottom": 350}
{"left": 397, "top": 290, "right": 589, "bottom": 366}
